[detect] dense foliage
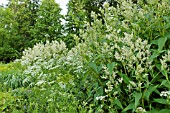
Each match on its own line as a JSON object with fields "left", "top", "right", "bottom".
{"left": 0, "top": 7, "right": 19, "bottom": 62}
{"left": 30, "top": 0, "right": 63, "bottom": 44}
{"left": 0, "top": 0, "right": 62, "bottom": 62}
{"left": 0, "top": 0, "right": 170, "bottom": 113}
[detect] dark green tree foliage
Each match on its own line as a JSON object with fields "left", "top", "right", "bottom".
{"left": 8, "top": 0, "right": 40, "bottom": 49}
{"left": 0, "top": 0, "right": 40, "bottom": 62}
{"left": 65, "top": 0, "right": 87, "bottom": 48}
{"left": 0, "top": 0, "right": 64, "bottom": 62}
{"left": 65, "top": 0, "right": 117, "bottom": 48}
{"left": 30, "top": 0, "right": 63, "bottom": 44}
{"left": 0, "top": 7, "right": 19, "bottom": 62}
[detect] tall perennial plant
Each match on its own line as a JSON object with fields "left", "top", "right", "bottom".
{"left": 16, "top": 0, "right": 170, "bottom": 112}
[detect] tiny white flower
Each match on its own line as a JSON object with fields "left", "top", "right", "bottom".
{"left": 136, "top": 107, "right": 146, "bottom": 113}
{"left": 118, "top": 78, "right": 123, "bottom": 83}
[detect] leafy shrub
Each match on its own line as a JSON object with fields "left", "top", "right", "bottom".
{"left": 15, "top": 0, "right": 170, "bottom": 112}
{"left": 71, "top": 1, "right": 170, "bottom": 112}
{"left": 14, "top": 40, "right": 81, "bottom": 112}
{"left": 10, "top": 82, "right": 79, "bottom": 113}
{"left": 0, "top": 91, "right": 21, "bottom": 113}
{"left": 16, "top": 40, "right": 68, "bottom": 85}
{"left": 0, "top": 47, "right": 19, "bottom": 63}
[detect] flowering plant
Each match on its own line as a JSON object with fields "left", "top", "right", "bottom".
{"left": 15, "top": 0, "right": 170, "bottom": 112}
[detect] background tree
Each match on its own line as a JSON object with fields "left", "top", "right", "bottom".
{"left": 0, "top": 0, "right": 40, "bottom": 62}
{"left": 0, "top": 7, "right": 19, "bottom": 62}
{"left": 65, "top": 0, "right": 118, "bottom": 48}
{"left": 64, "top": 0, "right": 87, "bottom": 48}
{"left": 8, "top": 0, "right": 40, "bottom": 49}
{"left": 30, "top": 0, "right": 63, "bottom": 44}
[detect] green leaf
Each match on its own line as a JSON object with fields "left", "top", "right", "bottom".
{"left": 151, "top": 39, "right": 158, "bottom": 45}
{"left": 98, "top": 64, "right": 102, "bottom": 73}
{"left": 164, "top": 32, "right": 170, "bottom": 39}
{"left": 134, "top": 92, "right": 142, "bottom": 108}
{"left": 148, "top": 109, "right": 170, "bottom": 113}
{"left": 122, "top": 102, "right": 134, "bottom": 112}
{"left": 161, "top": 80, "right": 170, "bottom": 89}
{"left": 149, "top": 50, "right": 160, "bottom": 61}
{"left": 144, "top": 85, "right": 158, "bottom": 101}
{"left": 161, "top": 69, "right": 169, "bottom": 81}
{"left": 89, "top": 62, "right": 98, "bottom": 73}
{"left": 94, "top": 86, "right": 104, "bottom": 103}
{"left": 153, "top": 98, "right": 168, "bottom": 105}
{"left": 163, "top": 16, "right": 170, "bottom": 22}
{"left": 119, "top": 73, "right": 130, "bottom": 84}
{"left": 97, "top": 86, "right": 104, "bottom": 96}
{"left": 114, "top": 98, "right": 123, "bottom": 109}
{"left": 158, "top": 37, "right": 167, "bottom": 50}
{"left": 156, "top": 63, "right": 161, "bottom": 71}
{"left": 107, "top": 62, "right": 116, "bottom": 75}
{"left": 12, "top": 109, "right": 20, "bottom": 113}
{"left": 89, "top": 62, "right": 102, "bottom": 74}
{"left": 158, "top": 109, "right": 170, "bottom": 113}
{"left": 147, "top": 109, "right": 169, "bottom": 113}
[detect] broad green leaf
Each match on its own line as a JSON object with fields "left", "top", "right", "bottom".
{"left": 161, "top": 70, "right": 169, "bottom": 81}
{"left": 119, "top": 73, "right": 130, "bottom": 84}
{"left": 144, "top": 85, "right": 158, "bottom": 101}
{"left": 107, "top": 62, "right": 116, "bottom": 75}
{"left": 161, "top": 80, "right": 170, "bottom": 89}
{"left": 158, "top": 109, "right": 170, "bottom": 113}
{"left": 98, "top": 64, "right": 102, "bottom": 73}
{"left": 89, "top": 62, "right": 102, "bottom": 74}
{"left": 158, "top": 37, "right": 167, "bottom": 50}
{"left": 89, "top": 62, "right": 98, "bottom": 73}
{"left": 149, "top": 50, "right": 159, "bottom": 61}
{"left": 164, "top": 32, "right": 170, "bottom": 39}
{"left": 163, "top": 16, "right": 170, "bottom": 22}
{"left": 160, "top": 80, "right": 168, "bottom": 86}
{"left": 153, "top": 98, "right": 168, "bottom": 105}
{"left": 151, "top": 39, "right": 158, "bottom": 45}
{"left": 150, "top": 73, "right": 161, "bottom": 84}
{"left": 156, "top": 63, "right": 161, "bottom": 71}
{"left": 122, "top": 102, "right": 134, "bottom": 112}
{"left": 114, "top": 98, "right": 123, "bottom": 109}
{"left": 147, "top": 109, "right": 159, "bottom": 113}
{"left": 134, "top": 92, "right": 142, "bottom": 108}
{"left": 97, "top": 86, "right": 104, "bottom": 96}
{"left": 148, "top": 109, "right": 170, "bottom": 113}
{"left": 94, "top": 86, "right": 103, "bottom": 102}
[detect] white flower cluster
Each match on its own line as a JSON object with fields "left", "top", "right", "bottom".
{"left": 135, "top": 107, "right": 146, "bottom": 113}
{"left": 113, "top": 33, "right": 152, "bottom": 80}
{"left": 160, "top": 50, "right": 170, "bottom": 71}
{"left": 160, "top": 91, "right": 170, "bottom": 98}
{"left": 17, "top": 39, "right": 93, "bottom": 86}
{"left": 82, "top": 2, "right": 156, "bottom": 101}
{"left": 119, "top": 0, "right": 134, "bottom": 20}
{"left": 96, "top": 95, "right": 107, "bottom": 101}
{"left": 20, "top": 40, "right": 67, "bottom": 66}
{"left": 80, "top": 0, "right": 169, "bottom": 110}
{"left": 64, "top": 43, "right": 91, "bottom": 74}
{"left": 16, "top": 40, "right": 68, "bottom": 85}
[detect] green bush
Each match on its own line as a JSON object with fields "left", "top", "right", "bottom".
{"left": 0, "top": 47, "right": 19, "bottom": 63}
{"left": 0, "top": 91, "right": 21, "bottom": 113}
